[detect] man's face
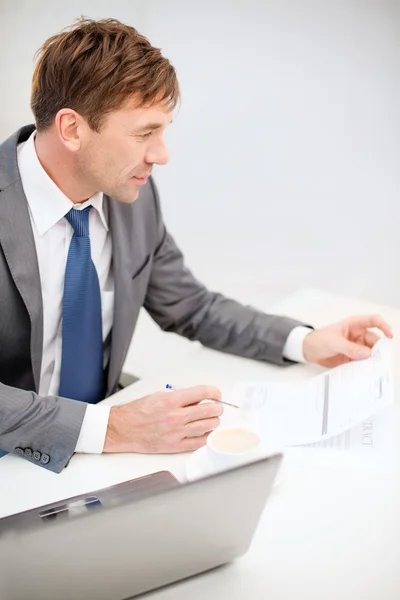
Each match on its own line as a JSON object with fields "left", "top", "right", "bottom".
{"left": 77, "top": 101, "right": 172, "bottom": 203}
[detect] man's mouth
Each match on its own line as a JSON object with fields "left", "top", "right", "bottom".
{"left": 131, "top": 173, "right": 151, "bottom": 184}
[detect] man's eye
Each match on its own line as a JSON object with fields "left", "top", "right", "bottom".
{"left": 141, "top": 131, "right": 152, "bottom": 139}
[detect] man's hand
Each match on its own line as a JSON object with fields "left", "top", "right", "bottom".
{"left": 303, "top": 315, "right": 393, "bottom": 368}
{"left": 103, "top": 385, "right": 223, "bottom": 454}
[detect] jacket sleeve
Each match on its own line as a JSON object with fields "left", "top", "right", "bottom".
{"left": 0, "top": 383, "right": 87, "bottom": 473}
{"left": 144, "top": 178, "right": 307, "bottom": 366}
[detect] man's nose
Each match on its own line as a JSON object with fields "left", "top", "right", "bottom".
{"left": 145, "top": 138, "right": 169, "bottom": 166}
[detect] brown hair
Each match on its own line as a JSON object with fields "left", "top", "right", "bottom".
{"left": 31, "top": 17, "right": 180, "bottom": 131}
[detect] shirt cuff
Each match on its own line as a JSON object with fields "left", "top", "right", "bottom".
{"left": 75, "top": 405, "right": 111, "bottom": 453}
{"left": 282, "top": 326, "right": 313, "bottom": 363}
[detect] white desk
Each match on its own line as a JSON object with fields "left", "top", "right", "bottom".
{"left": 2, "top": 289, "right": 400, "bottom": 600}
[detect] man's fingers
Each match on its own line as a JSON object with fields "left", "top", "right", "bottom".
{"left": 341, "top": 340, "right": 371, "bottom": 360}
{"left": 169, "top": 385, "right": 222, "bottom": 407}
{"left": 364, "top": 330, "right": 380, "bottom": 348}
{"left": 183, "top": 401, "right": 224, "bottom": 424}
{"left": 185, "top": 417, "right": 221, "bottom": 437}
{"left": 180, "top": 433, "right": 210, "bottom": 452}
{"left": 348, "top": 315, "right": 393, "bottom": 338}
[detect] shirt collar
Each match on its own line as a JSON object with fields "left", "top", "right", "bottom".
{"left": 17, "top": 131, "right": 109, "bottom": 237}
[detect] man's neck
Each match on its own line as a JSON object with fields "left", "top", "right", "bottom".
{"left": 34, "top": 132, "right": 94, "bottom": 204}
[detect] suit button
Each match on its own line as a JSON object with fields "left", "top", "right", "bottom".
{"left": 41, "top": 454, "right": 50, "bottom": 465}
{"left": 24, "top": 448, "right": 33, "bottom": 458}
{"left": 15, "top": 447, "right": 24, "bottom": 457}
{"left": 33, "top": 451, "right": 41, "bottom": 461}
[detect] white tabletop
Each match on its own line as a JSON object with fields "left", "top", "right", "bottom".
{"left": 2, "top": 288, "right": 400, "bottom": 600}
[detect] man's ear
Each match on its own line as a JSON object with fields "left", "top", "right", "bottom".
{"left": 55, "top": 108, "right": 84, "bottom": 152}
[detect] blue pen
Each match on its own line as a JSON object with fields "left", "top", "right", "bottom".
{"left": 165, "top": 384, "right": 239, "bottom": 408}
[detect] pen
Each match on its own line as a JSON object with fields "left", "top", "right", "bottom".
{"left": 165, "top": 384, "right": 240, "bottom": 409}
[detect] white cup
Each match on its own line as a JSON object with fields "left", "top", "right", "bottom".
{"left": 207, "top": 426, "right": 264, "bottom": 472}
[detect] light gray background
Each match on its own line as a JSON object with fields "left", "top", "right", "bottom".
{"left": 0, "top": 0, "right": 398, "bottom": 312}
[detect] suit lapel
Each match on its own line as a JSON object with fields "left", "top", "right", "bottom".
{"left": 0, "top": 179, "right": 43, "bottom": 391}
{"left": 106, "top": 197, "right": 133, "bottom": 395}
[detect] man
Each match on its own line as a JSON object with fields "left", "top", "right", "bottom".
{"left": 0, "top": 18, "right": 392, "bottom": 473}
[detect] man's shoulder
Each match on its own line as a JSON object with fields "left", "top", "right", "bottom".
{"left": 0, "top": 125, "right": 35, "bottom": 191}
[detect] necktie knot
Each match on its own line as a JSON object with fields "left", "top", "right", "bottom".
{"left": 65, "top": 206, "right": 91, "bottom": 237}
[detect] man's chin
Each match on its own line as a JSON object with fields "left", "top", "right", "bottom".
{"left": 109, "top": 188, "right": 140, "bottom": 204}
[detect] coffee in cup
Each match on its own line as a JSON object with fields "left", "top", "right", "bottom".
{"left": 207, "top": 426, "right": 263, "bottom": 471}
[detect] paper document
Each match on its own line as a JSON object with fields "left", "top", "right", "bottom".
{"left": 285, "top": 405, "right": 400, "bottom": 469}
{"left": 225, "top": 337, "right": 393, "bottom": 452}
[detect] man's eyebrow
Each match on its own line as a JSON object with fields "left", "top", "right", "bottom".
{"left": 135, "top": 120, "right": 173, "bottom": 133}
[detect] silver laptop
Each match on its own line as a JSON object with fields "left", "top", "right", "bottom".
{"left": 0, "top": 453, "right": 282, "bottom": 600}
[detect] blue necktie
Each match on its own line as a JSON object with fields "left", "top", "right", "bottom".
{"left": 58, "top": 206, "right": 104, "bottom": 404}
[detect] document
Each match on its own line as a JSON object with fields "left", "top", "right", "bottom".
{"left": 223, "top": 337, "right": 394, "bottom": 461}
{"left": 285, "top": 406, "right": 400, "bottom": 469}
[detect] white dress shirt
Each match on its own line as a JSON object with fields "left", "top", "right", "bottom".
{"left": 16, "top": 130, "right": 310, "bottom": 455}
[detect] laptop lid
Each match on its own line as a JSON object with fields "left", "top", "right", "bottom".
{"left": 0, "top": 454, "right": 282, "bottom": 600}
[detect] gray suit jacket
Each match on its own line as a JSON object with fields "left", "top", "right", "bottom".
{"left": 0, "top": 125, "right": 305, "bottom": 473}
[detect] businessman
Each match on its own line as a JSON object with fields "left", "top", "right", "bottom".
{"left": 0, "top": 18, "right": 392, "bottom": 473}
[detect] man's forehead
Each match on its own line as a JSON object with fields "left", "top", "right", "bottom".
{"left": 118, "top": 100, "right": 173, "bottom": 127}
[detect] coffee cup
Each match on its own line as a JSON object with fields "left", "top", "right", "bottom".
{"left": 207, "top": 425, "right": 263, "bottom": 472}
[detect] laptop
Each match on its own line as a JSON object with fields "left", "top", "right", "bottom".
{"left": 0, "top": 453, "right": 282, "bottom": 600}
